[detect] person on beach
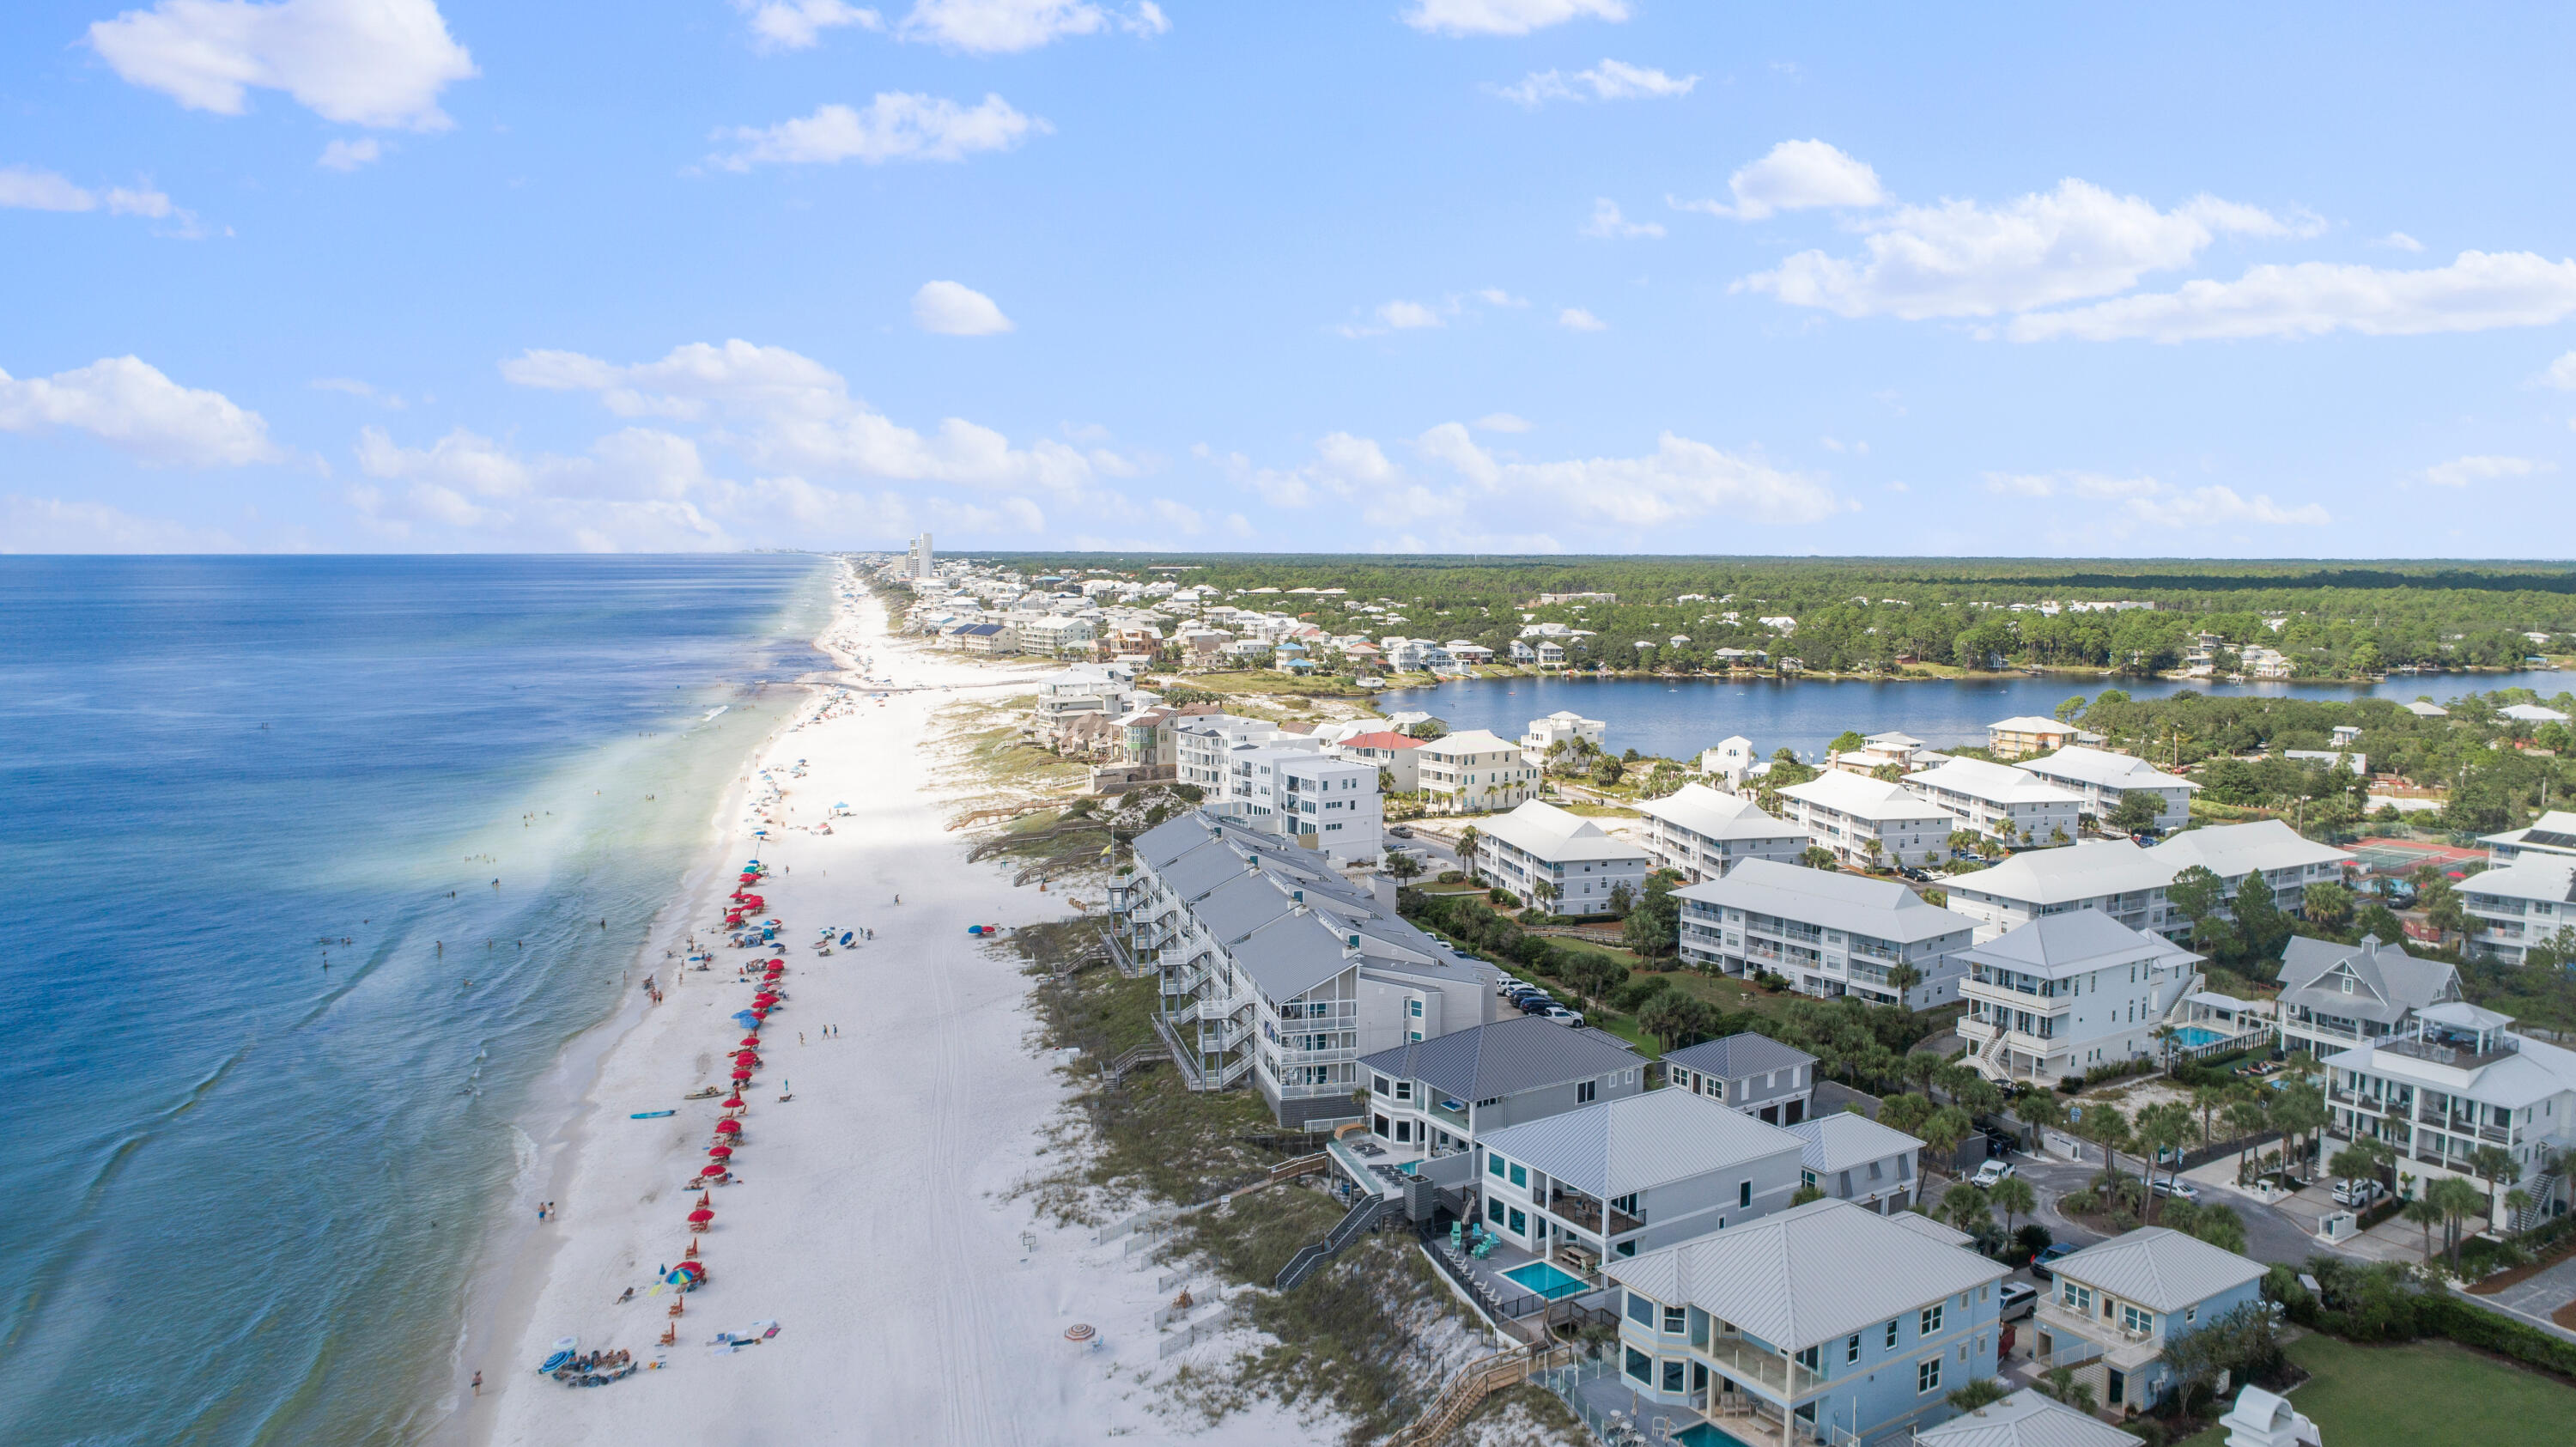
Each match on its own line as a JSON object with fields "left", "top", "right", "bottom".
{"left": 471, "top": 1371, "right": 481, "bottom": 1397}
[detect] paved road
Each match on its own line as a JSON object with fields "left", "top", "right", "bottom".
{"left": 1992, "top": 1150, "right": 2324, "bottom": 1267}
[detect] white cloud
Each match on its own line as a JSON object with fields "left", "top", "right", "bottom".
{"left": 0, "top": 356, "right": 282, "bottom": 467}
{"left": 1495, "top": 58, "right": 1695, "bottom": 107}
{"left": 737, "top": 0, "right": 882, "bottom": 51}
{"left": 89, "top": 0, "right": 478, "bottom": 130}
{"left": 318, "top": 137, "right": 383, "bottom": 170}
{"left": 1473, "top": 288, "right": 1528, "bottom": 307}
{"left": 896, "top": 0, "right": 1165, "bottom": 53}
{"left": 1473, "top": 412, "right": 1531, "bottom": 432}
{"left": 1581, "top": 198, "right": 1662, "bottom": 240}
{"left": 1671, "top": 139, "right": 1883, "bottom": 222}
{"left": 1, "top": 495, "right": 243, "bottom": 552}
{"left": 2007, "top": 251, "right": 2576, "bottom": 342}
{"left": 0, "top": 167, "right": 98, "bottom": 212}
{"left": 500, "top": 338, "right": 1115, "bottom": 490}
{"left": 1745, "top": 179, "right": 2304, "bottom": 320}
{"left": 311, "top": 376, "right": 404, "bottom": 407}
{"left": 2421, "top": 454, "right": 2549, "bottom": 488}
{"left": 1986, "top": 470, "right": 2328, "bottom": 528}
{"left": 710, "top": 93, "right": 1044, "bottom": 169}
{"left": 1557, "top": 307, "right": 1607, "bottom": 331}
{"left": 2542, "top": 351, "right": 2576, "bottom": 390}
{"left": 1334, "top": 299, "right": 1449, "bottom": 337}
{"left": 2374, "top": 231, "right": 2424, "bottom": 252}
{"left": 1404, "top": 0, "right": 1627, "bottom": 36}
{"left": 1982, "top": 471, "right": 2161, "bottom": 500}
{"left": 911, "top": 280, "right": 1014, "bottom": 336}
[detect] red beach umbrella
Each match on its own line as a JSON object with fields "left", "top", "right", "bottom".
{"left": 687, "top": 1208, "right": 714, "bottom": 1224}
{"left": 739, "top": 1035, "right": 762, "bottom": 1048}
{"left": 721, "top": 1095, "right": 744, "bottom": 1109}
{"left": 730, "top": 1068, "right": 751, "bottom": 1080}
{"left": 707, "top": 1144, "right": 732, "bottom": 1157}
{"left": 698, "top": 1164, "right": 725, "bottom": 1177}
{"left": 714, "top": 1119, "right": 742, "bottom": 1134}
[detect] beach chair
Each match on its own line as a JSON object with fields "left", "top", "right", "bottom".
{"left": 1471, "top": 1236, "right": 1497, "bottom": 1260}
{"left": 1449, "top": 1221, "right": 1464, "bottom": 1249}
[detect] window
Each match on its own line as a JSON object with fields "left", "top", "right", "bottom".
{"left": 1408, "top": 999, "right": 1423, "bottom": 1018}
{"left": 1578, "top": 1080, "right": 1597, "bottom": 1103}
{"left": 1625, "top": 1347, "right": 1652, "bottom": 1384}
{"left": 1920, "top": 1304, "right": 1944, "bottom": 1335}
{"left": 1846, "top": 1334, "right": 1862, "bottom": 1365}
{"left": 1917, "top": 1357, "right": 1941, "bottom": 1394}
{"left": 1885, "top": 1320, "right": 1899, "bottom": 1349}
{"left": 1662, "top": 1359, "right": 1685, "bottom": 1393}
{"left": 1508, "top": 1208, "right": 1526, "bottom": 1234}
{"left": 1739, "top": 1180, "right": 1753, "bottom": 1208}
{"left": 2122, "top": 1304, "right": 2154, "bottom": 1335}
{"left": 2061, "top": 1283, "right": 2093, "bottom": 1315}
{"left": 1510, "top": 1163, "right": 1528, "bottom": 1188}
{"left": 1662, "top": 1306, "right": 1686, "bottom": 1335}
{"left": 1488, "top": 1154, "right": 1506, "bottom": 1179}
{"left": 1488, "top": 1198, "right": 1504, "bottom": 1225}
{"left": 1626, "top": 1292, "right": 1656, "bottom": 1327}
{"left": 1795, "top": 1344, "right": 1820, "bottom": 1371}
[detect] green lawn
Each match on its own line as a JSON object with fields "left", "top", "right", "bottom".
{"left": 2178, "top": 1333, "right": 2576, "bottom": 1447}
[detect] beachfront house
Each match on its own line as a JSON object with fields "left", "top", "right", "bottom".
{"left": 1522, "top": 708, "right": 1607, "bottom": 759}
{"left": 1359, "top": 1016, "right": 1645, "bottom": 1163}
{"left": 1175, "top": 714, "right": 1303, "bottom": 793}
{"left": 2323, "top": 999, "right": 2576, "bottom": 1229}
{"left": 954, "top": 620, "right": 1018, "bottom": 655}
{"left": 1955, "top": 912, "right": 2204, "bottom": 1085}
{"left": 2481, "top": 808, "right": 2576, "bottom": 864}
{"left": 1416, "top": 730, "right": 1540, "bottom": 814}
{"left": 1988, "top": 716, "right": 2080, "bottom": 759}
{"left": 1476, "top": 1088, "right": 1807, "bottom": 1262}
{"left": 2457, "top": 854, "right": 2576, "bottom": 966}
{"left": 1776, "top": 771, "right": 1956, "bottom": 869}
{"left": 1473, "top": 799, "right": 1654, "bottom": 915}
{"left": 1676, "top": 860, "right": 1976, "bottom": 1010}
{"left": 1662, "top": 1033, "right": 1819, "bottom": 1125}
{"left": 2020, "top": 746, "right": 2199, "bottom": 832}
{"left": 2275, "top": 933, "right": 2460, "bottom": 1060}
{"left": 1828, "top": 731, "right": 1943, "bottom": 775}
{"left": 1634, "top": 783, "right": 1807, "bottom": 883}
{"left": 1911, "top": 1389, "right": 2139, "bottom": 1447}
{"left": 1324, "top": 729, "right": 1425, "bottom": 792}
{"left": 1112, "top": 812, "right": 1498, "bottom": 1125}
{"left": 1030, "top": 663, "right": 1143, "bottom": 744}
{"left": 2033, "top": 1227, "right": 2267, "bottom": 1414}
{"left": 1899, "top": 757, "right": 2086, "bottom": 850}
{"left": 1212, "top": 748, "right": 1382, "bottom": 865}
{"left": 1940, "top": 823, "right": 2354, "bottom": 944}
{"left": 1700, "top": 735, "right": 1761, "bottom": 787}
{"left": 1603, "top": 1199, "right": 2008, "bottom": 1446}
{"left": 1784, "top": 1112, "right": 1924, "bottom": 1215}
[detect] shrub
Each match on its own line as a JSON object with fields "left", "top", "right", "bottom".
{"left": 1437, "top": 870, "right": 1465, "bottom": 884}
{"left": 1487, "top": 887, "right": 1519, "bottom": 907}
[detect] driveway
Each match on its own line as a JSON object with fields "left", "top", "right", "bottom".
{"left": 2469, "top": 1250, "right": 2576, "bottom": 1344}
{"left": 2003, "top": 1148, "right": 2326, "bottom": 1267}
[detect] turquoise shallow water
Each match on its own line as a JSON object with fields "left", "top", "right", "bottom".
{"left": 0, "top": 556, "right": 826, "bottom": 1446}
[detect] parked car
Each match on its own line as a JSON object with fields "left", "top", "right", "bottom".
{"left": 1997, "top": 1280, "right": 2039, "bottom": 1322}
{"left": 2148, "top": 1177, "right": 2201, "bottom": 1202}
{"left": 1542, "top": 1006, "right": 1587, "bottom": 1028}
{"left": 1517, "top": 997, "right": 1556, "bottom": 1016}
{"left": 1388, "top": 826, "right": 1414, "bottom": 838}
{"left": 2029, "top": 1243, "right": 2079, "bottom": 1280}
{"left": 1983, "top": 1128, "right": 2021, "bottom": 1157}
{"left": 1971, "top": 1159, "right": 2016, "bottom": 1189}
{"left": 2331, "top": 1177, "right": 2386, "bottom": 1208}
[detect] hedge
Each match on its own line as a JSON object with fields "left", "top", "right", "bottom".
{"left": 2418, "top": 1295, "right": 2576, "bottom": 1381}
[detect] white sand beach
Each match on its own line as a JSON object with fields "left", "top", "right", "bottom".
{"left": 470, "top": 576, "right": 1319, "bottom": 1446}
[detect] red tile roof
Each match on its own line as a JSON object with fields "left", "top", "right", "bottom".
{"left": 1338, "top": 731, "right": 1424, "bottom": 751}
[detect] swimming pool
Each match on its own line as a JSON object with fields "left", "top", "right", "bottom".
{"left": 2171, "top": 1025, "right": 2229, "bottom": 1048}
{"left": 1674, "top": 1422, "right": 1757, "bottom": 1447}
{"left": 1502, "top": 1260, "right": 1589, "bottom": 1299}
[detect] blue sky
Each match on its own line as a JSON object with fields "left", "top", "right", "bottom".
{"left": 5, "top": 0, "right": 2574, "bottom": 556}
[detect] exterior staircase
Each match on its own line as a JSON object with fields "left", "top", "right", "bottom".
{"left": 2513, "top": 1171, "right": 2562, "bottom": 1232}
{"left": 1274, "top": 1194, "right": 1405, "bottom": 1290}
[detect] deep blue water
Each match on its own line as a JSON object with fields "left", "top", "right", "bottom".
{"left": 0, "top": 556, "right": 825, "bottom": 1446}
{"left": 1381, "top": 670, "right": 2575, "bottom": 764}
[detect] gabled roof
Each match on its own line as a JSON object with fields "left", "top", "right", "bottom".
{"left": 1913, "top": 1389, "right": 2143, "bottom": 1447}
{"left": 2276, "top": 934, "right": 2457, "bottom": 1025}
{"left": 1990, "top": 715, "right": 2077, "bottom": 734}
{"left": 1662, "top": 1030, "right": 1816, "bottom": 1079}
{"left": 2458, "top": 855, "right": 2576, "bottom": 905}
{"left": 2147, "top": 820, "right": 2352, "bottom": 879}
{"left": 1479, "top": 800, "right": 1650, "bottom": 864}
{"left": 1943, "top": 840, "right": 2170, "bottom": 908}
{"left": 1959, "top": 912, "right": 2200, "bottom": 980}
{"left": 1634, "top": 783, "right": 1802, "bottom": 842}
{"left": 1903, "top": 757, "right": 2085, "bottom": 807}
{"left": 1675, "top": 859, "right": 1977, "bottom": 945}
{"left": 2050, "top": 1226, "right": 2264, "bottom": 1313}
{"left": 1477, "top": 1088, "right": 1801, "bottom": 1198}
{"left": 1604, "top": 1197, "right": 2008, "bottom": 1352}
{"left": 1784, "top": 1112, "right": 1923, "bottom": 1173}
{"left": 2020, "top": 745, "right": 2197, "bottom": 793}
{"left": 1358, "top": 1016, "right": 1638, "bottom": 1101}
{"left": 1334, "top": 731, "right": 1424, "bottom": 751}
{"left": 1778, "top": 770, "right": 1953, "bottom": 824}
{"left": 1417, "top": 728, "right": 1519, "bottom": 757}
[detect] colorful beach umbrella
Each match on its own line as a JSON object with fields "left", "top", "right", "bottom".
{"left": 687, "top": 1209, "right": 714, "bottom": 1224}
{"left": 706, "top": 1144, "right": 732, "bottom": 1157}
{"left": 714, "top": 1119, "right": 742, "bottom": 1134}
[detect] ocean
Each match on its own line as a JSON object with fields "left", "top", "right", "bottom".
{"left": 1381, "top": 668, "right": 2575, "bottom": 765}
{"left": 0, "top": 555, "right": 829, "bottom": 1446}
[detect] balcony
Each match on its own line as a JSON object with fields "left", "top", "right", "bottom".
{"left": 1696, "top": 1335, "right": 1825, "bottom": 1401}
{"left": 2033, "top": 1302, "right": 2165, "bottom": 1372}
{"left": 1546, "top": 1187, "right": 1644, "bottom": 1238}
{"left": 2385, "top": 1035, "right": 2521, "bottom": 1070}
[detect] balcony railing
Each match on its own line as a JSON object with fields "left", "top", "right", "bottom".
{"left": 1696, "top": 1335, "right": 1823, "bottom": 1401}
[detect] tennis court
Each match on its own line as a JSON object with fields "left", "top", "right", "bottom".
{"left": 2344, "top": 836, "right": 2486, "bottom": 878}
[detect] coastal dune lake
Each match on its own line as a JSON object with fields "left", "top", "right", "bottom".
{"left": 0, "top": 556, "right": 826, "bottom": 1446}
{"left": 1381, "top": 670, "right": 2573, "bottom": 763}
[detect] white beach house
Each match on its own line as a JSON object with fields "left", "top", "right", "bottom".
{"left": 1473, "top": 799, "right": 1653, "bottom": 915}
{"left": 1634, "top": 782, "right": 1807, "bottom": 883}
{"left": 2322, "top": 1000, "right": 2576, "bottom": 1229}
{"left": 1783, "top": 1112, "right": 1925, "bottom": 1215}
{"left": 1955, "top": 911, "right": 2205, "bottom": 1084}
{"left": 1522, "top": 709, "right": 1607, "bottom": 764}
{"left": 2479, "top": 808, "right": 2576, "bottom": 864}
{"left": 2275, "top": 933, "right": 2461, "bottom": 1060}
{"left": 1899, "top": 757, "right": 2085, "bottom": 849}
{"left": 1676, "top": 859, "right": 1976, "bottom": 1010}
{"left": 1941, "top": 822, "right": 2353, "bottom": 943}
{"left": 2018, "top": 745, "right": 2199, "bottom": 832}
{"left": 2458, "top": 854, "right": 2576, "bottom": 966}
{"left": 1358, "top": 1016, "right": 1647, "bottom": 1164}
{"left": 1415, "top": 729, "right": 1540, "bottom": 813}
{"left": 1775, "top": 770, "right": 1955, "bottom": 869}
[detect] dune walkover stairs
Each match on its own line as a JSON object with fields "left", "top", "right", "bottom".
{"left": 1274, "top": 1192, "right": 1406, "bottom": 1290}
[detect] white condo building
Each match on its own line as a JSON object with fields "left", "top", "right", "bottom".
{"left": 2458, "top": 854, "right": 2576, "bottom": 966}
{"left": 1775, "top": 770, "right": 1955, "bottom": 868}
{"left": 1957, "top": 912, "right": 2205, "bottom": 1084}
{"left": 2324, "top": 1000, "right": 2576, "bottom": 1229}
{"left": 1522, "top": 709, "right": 1607, "bottom": 764}
{"left": 2018, "top": 746, "right": 2199, "bottom": 831}
{"left": 1677, "top": 859, "right": 1976, "bottom": 1009}
{"left": 1221, "top": 747, "right": 1383, "bottom": 865}
{"left": 1415, "top": 729, "right": 1540, "bottom": 814}
{"left": 1175, "top": 714, "right": 1311, "bottom": 793}
{"left": 1634, "top": 782, "right": 1807, "bottom": 882}
{"left": 2480, "top": 809, "right": 2576, "bottom": 865}
{"left": 1941, "top": 823, "right": 2352, "bottom": 943}
{"left": 1899, "top": 757, "right": 2085, "bottom": 848}
{"left": 1473, "top": 800, "right": 1653, "bottom": 914}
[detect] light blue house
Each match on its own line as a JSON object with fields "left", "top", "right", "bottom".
{"left": 1601, "top": 1198, "right": 2010, "bottom": 1445}
{"left": 2032, "top": 1226, "right": 2267, "bottom": 1414}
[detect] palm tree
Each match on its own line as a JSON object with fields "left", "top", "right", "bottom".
{"left": 1941, "top": 1182, "right": 1993, "bottom": 1233}
{"left": 1989, "top": 1176, "right": 2038, "bottom": 1238}
{"left": 2135, "top": 1103, "right": 2194, "bottom": 1223}
{"left": 2431, "top": 1176, "right": 2488, "bottom": 1268}
{"left": 2226, "top": 1097, "right": 2271, "bottom": 1184}
{"left": 1922, "top": 1107, "right": 1975, "bottom": 1177}
{"left": 2468, "top": 1145, "right": 2519, "bottom": 1231}
{"left": 2081, "top": 1103, "right": 2133, "bottom": 1189}
{"left": 2402, "top": 1195, "right": 2444, "bottom": 1264}
{"left": 1455, "top": 824, "right": 1483, "bottom": 879}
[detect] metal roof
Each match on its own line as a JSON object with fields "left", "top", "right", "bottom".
{"left": 2017, "top": 745, "right": 2197, "bottom": 793}
{"left": 1358, "top": 1016, "right": 1638, "bottom": 1100}
{"left": 1674, "top": 859, "right": 1978, "bottom": 945}
{"left": 1778, "top": 770, "right": 1953, "bottom": 824}
{"left": 1902, "top": 757, "right": 2086, "bottom": 807}
{"left": 1958, "top": 912, "right": 2200, "bottom": 980}
{"left": 1942, "top": 841, "right": 2170, "bottom": 908}
{"left": 2276, "top": 935, "right": 2457, "bottom": 1025}
{"left": 1477, "top": 800, "right": 1651, "bottom": 865}
{"left": 1783, "top": 1112, "right": 1923, "bottom": 1174}
{"left": 1476, "top": 1088, "right": 1803, "bottom": 1198}
{"left": 1603, "top": 1197, "right": 2009, "bottom": 1352}
{"left": 2050, "top": 1226, "right": 2265, "bottom": 1313}
{"left": 1633, "top": 783, "right": 1803, "bottom": 842}
{"left": 1662, "top": 1031, "right": 1816, "bottom": 1080}
{"left": 2147, "top": 820, "right": 2352, "bottom": 879}
{"left": 1913, "top": 1389, "right": 2142, "bottom": 1447}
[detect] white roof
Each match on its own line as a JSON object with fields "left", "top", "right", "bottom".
{"left": 2148, "top": 820, "right": 2353, "bottom": 879}
{"left": 1677, "top": 859, "right": 1978, "bottom": 945}
{"left": 1990, "top": 715, "right": 2076, "bottom": 734}
{"left": 1783, "top": 1111, "right": 1923, "bottom": 1173}
{"left": 1604, "top": 1197, "right": 2008, "bottom": 1352}
{"left": 2460, "top": 854, "right": 2576, "bottom": 904}
{"left": 2051, "top": 1226, "right": 2264, "bottom": 1313}
{"left": 1915, "top": 1389, "right": 2143, "bottom": 1447}
{"left": 2324, "top": 1026, "right": 2576, "bottom": 1110}
{"left": 1478, "top": 800, "right": 1651, "bottom": 865}
{"left": 2020, "top": 745, "right": 2197, "bottom": 793}
{"left": 2500, "top": 702, "right": 2570, "bottom": 722}
{"left": 1946, "top": 840, "right": 2170, "bottom": 907}
{"left": 1418, "top": 728, "right": 1519, "bottom": 758}
{"left": 1959, "top": 911, "right": 2201, "bottom": 981}
{"left": 1479, "top": 1089, "right": 1803, "bottom": 1198}
{"left": 1904, "top": 757, "right": 2085, "bottom": 807}
{"left": 2403, "top": 700, "right": 2450, "bottom": 717}
{"left": 1634, "top": 783, "right": 1801, "bottom": 842}
{"left": 1778, "top": 770, "right": 1953, "bottom": 824}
